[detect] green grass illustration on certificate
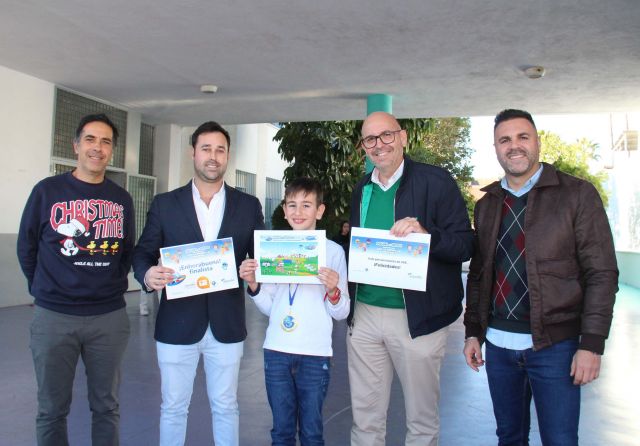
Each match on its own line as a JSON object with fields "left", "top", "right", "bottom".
{"left": 254, "top": 230, "right": 327, "bottom": 284}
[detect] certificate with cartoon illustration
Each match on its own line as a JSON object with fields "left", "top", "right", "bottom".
{"left": 348, "top": 227, "right": 431, "bottom": 292}
{"left": 159, "top": 238, "right": 238, "bottom": 300}
{"left": 254, "top": 230, "right": 327, "bottom": 284}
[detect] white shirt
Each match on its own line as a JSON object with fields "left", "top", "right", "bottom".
{"left": 250, "top": 240, "right": 350, "bottom": 357}
{"left": 191, "top": 180, "right": 226, "bottom": 241}
{"left": 371, "top": 161, "right": 404, "bottom": 191}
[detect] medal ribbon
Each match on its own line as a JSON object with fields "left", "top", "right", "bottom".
{"left": 288, "top": 283, "right": 300, "bottom": 307}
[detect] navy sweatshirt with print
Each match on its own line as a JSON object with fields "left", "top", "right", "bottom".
{"left": 17, "top": 172, "right": 135, "bottom": 315}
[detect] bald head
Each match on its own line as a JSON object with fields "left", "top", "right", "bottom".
{"left": 362, "top": 112, "right": 402, "bottom": 136}
{"left": 360, "top": 112, "right": 407, "bottom": 181}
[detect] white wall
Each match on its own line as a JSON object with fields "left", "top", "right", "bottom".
{"left": 0, "top": 65, "right": 54, "bottom": 234}
{"left": 0, "top": 65, "right": 288, "bottom": 308}
{"left": 0, "top": 66, "right": 55, "bottom": 307}
{"left": 0, "top": 65, "right": 146, "bottom": 306}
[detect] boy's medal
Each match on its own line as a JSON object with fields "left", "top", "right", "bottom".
{"left": 281, "top": 284, "right": 299, "bottom": 332}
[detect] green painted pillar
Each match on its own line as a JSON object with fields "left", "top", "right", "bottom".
{"left": 365, "top": 94, "right": 393, "bottom": 172}
{"left": 367, "top": 94, "right": 392, "bottom": 116}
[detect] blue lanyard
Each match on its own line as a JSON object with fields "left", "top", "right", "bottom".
{"left": 288, "top": 284, "right": 300, "bottom": 307}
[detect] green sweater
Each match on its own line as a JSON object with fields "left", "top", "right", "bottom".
{"left": 357, "top": 182, "right": 405, "bottom": 308}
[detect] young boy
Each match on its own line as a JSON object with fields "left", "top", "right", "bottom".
{"left": 239, "top": 177, "right": 350, "bottom": 446}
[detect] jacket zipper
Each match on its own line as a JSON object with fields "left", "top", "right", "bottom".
{"left": 394, "top": 195, "right": 408, "bottom": 311}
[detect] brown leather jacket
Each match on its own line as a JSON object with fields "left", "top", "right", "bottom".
{"left": 464, "top": 163, "right": 618, "bottom": 354}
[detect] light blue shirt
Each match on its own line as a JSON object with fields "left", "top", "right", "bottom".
{"left": 486, "top": 164, "right": 543, "bottom": 350}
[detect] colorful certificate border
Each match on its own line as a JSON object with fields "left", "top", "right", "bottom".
{"left": 348, "top": 227, "right": 431, "bottom": 291}
{"left": 254, "top": 230, "right": 326, "bottom": 284}
{"left": 159, "top": 238, "right": 238, "bottom": 300}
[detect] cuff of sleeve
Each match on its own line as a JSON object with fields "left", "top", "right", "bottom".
{"left": 246, "top": 283, "right": 261, "bottom": 297}
{"left": 464, "top": 322, "right": 483, "bottom": 340}
{"left": 142, "top": 277, "right": 154, "bottom": 293}
{"left": 579, "top": 334, "right": 605, "bottom": 355}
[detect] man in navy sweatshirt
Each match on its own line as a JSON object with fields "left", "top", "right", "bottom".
{"left": 17, "top": 114, "right": 135, "bottom": 446}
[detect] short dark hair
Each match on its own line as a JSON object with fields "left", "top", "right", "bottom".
{"left": 191, "top": 121, "right": 231, "bottom": 149}
{"left": 494, "top": 109, "right": 537, "bottom": 131}
{"left": 75, "top": 114, "right": 119, "bottom": 146}
{"left": 284, "top": 177, "right": 323, "bottom": 205}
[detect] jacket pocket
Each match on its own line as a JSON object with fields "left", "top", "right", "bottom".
{"left": 536, "top": 258, "right": 583, "bottom": 323}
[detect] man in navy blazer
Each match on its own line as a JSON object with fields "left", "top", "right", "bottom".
{"left": 133, "top": 121, "right": 264, "bottom": 446}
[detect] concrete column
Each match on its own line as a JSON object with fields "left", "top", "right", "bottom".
{"left": 365, "top": 94, "right": 393, "bottom": 172}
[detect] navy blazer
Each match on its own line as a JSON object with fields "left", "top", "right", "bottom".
{"left": 133, "top": 182, "right": 264, "bottom": 344}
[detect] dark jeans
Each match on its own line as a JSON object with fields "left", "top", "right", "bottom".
{"left": 264, "top": 349, "right": 331, "bottom": 446}
{"left": 486, "top": 338, "right": 580, "bottom": 446}
{"left": 30, "top": 306, "right": 130, "bottom": 446}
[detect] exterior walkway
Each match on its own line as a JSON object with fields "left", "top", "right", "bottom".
{"left": 1, "top": 284, "right": 638, "bottom": 445}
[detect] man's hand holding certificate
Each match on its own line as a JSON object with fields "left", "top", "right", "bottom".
{"left": 159, "top": 238, "right": 239, "bottom": 300}
{"left": 348, "top": 227, "right": 431, "bottom": 291}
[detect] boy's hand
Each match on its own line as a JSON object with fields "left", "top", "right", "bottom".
{"left": 239, "top": 259, "right": 259, "bottom": 292}
{"left": 318, "top": 267, "right": 339, "bottom": 298}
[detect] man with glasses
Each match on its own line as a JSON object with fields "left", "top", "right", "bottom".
{"left": 347, "top": 112, "right": 473, "bottom": 445}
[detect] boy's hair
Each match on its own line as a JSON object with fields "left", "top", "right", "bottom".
{"left": 494, "top": 109, "right": 537, "bottom": 130}
{"left": 75, "top": 113, "right": 119, "bottom": 146}
{"left": 284, "top": 177, "right": 323, "bottom": 205}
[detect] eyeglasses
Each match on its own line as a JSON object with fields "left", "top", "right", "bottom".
{"left": 360, "top": 130, "right": 402, "bottom": 149}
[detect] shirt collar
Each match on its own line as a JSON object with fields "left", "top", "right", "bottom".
{"left": 500, "top": 164, "right": 544, "bottom": 197}
{"left": 371, "top": 160, "right": 404, "bottom": 191}
{"left": 192, "top": 179, "right": 226, "bottom": 204}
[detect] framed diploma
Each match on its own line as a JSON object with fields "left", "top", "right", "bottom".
{"left": 159, "top": 238, "right": 238, "bottom": 300}
{"left": 348, "top": 227, "right": 430, "bottom": 291}
{"left": 254, "top": 230, "right": 326, "bottom": 284}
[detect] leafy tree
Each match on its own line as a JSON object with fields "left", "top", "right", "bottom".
{"left": 273, "top": 118, "right": 475, "bottom": 234}
{"left": 539, "top": 131, "right": 609, "bottom": 207}
{"left": 273, "top": 121, "right": 363, "bottom": 232}
{"left": 403, "top": 117, "right": 474, "bottom": 218}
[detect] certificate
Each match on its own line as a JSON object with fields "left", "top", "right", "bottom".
{"left": 254, "top": 230, "right": 326, "bottom": 284}
{"left": 348, "top": 227, "right": 431, "bottom": 291}
{"left": 159, "top": 238, "right": 238, "bottom": 300}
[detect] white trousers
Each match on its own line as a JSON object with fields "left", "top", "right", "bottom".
{"left": 156, "top": 327, "right": 243, "bottom": 446}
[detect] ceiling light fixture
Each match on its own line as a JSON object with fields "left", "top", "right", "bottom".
{"left": 523, "top": 66, "right": 546, "bottom": 79}
{"left": 200, "top": 84, "right": 218, "bottom": 94}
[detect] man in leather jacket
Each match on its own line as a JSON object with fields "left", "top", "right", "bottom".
{"left": 463, "top": 109, "right": 618, "bottom": 445}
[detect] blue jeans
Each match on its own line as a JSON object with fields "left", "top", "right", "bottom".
{"left": 264, "top": 349, "right": 331, "bottom": 446}
{"left": 485, "top": 338, "right": 580, "bottom": 446}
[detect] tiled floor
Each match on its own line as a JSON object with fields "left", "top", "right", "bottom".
{"left": 1, "top": 284, "right": 638, "bottom": 445}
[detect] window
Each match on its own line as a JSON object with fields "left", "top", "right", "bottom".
{"left": 139, "top": 123, "right": 155, "bottom": 175}
{"left": 264, "top": 178, "right": 283, "bottom": 229}
{"left": 53, "top": 88, "right": 128, "bottom": 168}
{"left": 235, "top": 170, "right": 256, "bottom": 196}
{"left": 52, "top": 162, "right": 75, "bottom": 176}
{"left": 127, "top": 175, "right": 156, "bottom": 242}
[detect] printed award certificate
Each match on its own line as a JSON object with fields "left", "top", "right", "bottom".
{"left": 254, "top": 230, "right": 327, "bottom": 284}
{"left": 348, "top": 227, "right": 431, "bottom": 291}
{"left": 159, "top": 238, "right": 238, "bottom": 300}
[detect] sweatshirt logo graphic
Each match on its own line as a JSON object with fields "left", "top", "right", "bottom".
{"left": 50, "top": 199, "right": 125, "bottom": 257}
